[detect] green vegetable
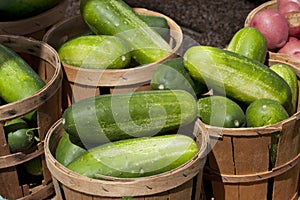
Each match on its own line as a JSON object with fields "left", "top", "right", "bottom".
{"left": 67, "top": 134, "right": 199, "bottom": 179}
{"left": 58, "top": 35, "right": 131, "bottom": 69}
{"left": 150, "top": 57, "right": 207, "bottom": 95}
{"left": 183, "top": 46, "right": 292, "bottom": 111}
{"left": 4, "top": 118, "right": 29, "bottom": 134}
{"left": 227, "top": 27, "right": 267, "bottom": 63}
{"left": 7, "top": 128, "right": 35, "bottom": 153}
{"left": 245, "top": 98, "right": 289, "bottom": 168}
{"left": 198, "top": 95, "right": 246, "bottom": 128}
{"left": 0, "top": 44, "right": 45, "bottom": 121}
{"left": 62, "top": 90, "right": 197, "bottom": 148}
{"left": 0, "top": 0, "right": 62, "bottom": 20}
{"left": 80, "top": 0, "right": 172, "bottom": 64}
{"left": 270, "top": 63, "right": 298, "bottom": 116}
{"left": 55, "top": 133, "right": 87, "bottom": 166}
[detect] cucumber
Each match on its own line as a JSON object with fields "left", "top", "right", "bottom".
{"left": 197, "top": 95, "right": 246, "bottom": 128}
{"left": 269, "top": 63, "right": 298, "bottom": 116}
{"left": 62, "top": 90, "right": 197, "bottom": 148}
{"left": 7, "top": 128, "right": 35, "bottom": 153}
{"left": 4, "top": 118, "right": 29, "bottom": 134}
{"left": 183, "top": 46, "right": 292, "bottom": 111}
{"left": 55, "top": 133, "right": 87, "bottom": 166}
{"left": 245, "top": 98, "right": 289, "bottom": 168}
{"left": 227, "top": 27, "right": 267, "bottom": 63}
{"left": 58, "top": 35, "right": 131, "bottom": 69}
{"left": 139, "top": 14, "right": 170, "bottom": 41}
{"left": 150, "top": 57, "right": 207, "bottom": 95}
{"left": 24, "top": 156, "right": 43, "bottom": 176}
{"left": 80, "top": 0, "right": 172, "bottom": 65}
{"left": 0, "top": 0, "right": 62, "bottom": 20}
{"left": 67, "top": 134, "right": 199, "bottom": 179}
{"left": 0, "top": 44, "right": 45, "bottom": 121}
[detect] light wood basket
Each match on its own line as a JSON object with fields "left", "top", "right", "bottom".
{"left": 44, "top": 119, "right": 208, "bottom": 200}
{"left": 202, "top": 58, "right": 300, "bottom": 200}
{"left": 0, "top": 0, "right": 68, "bottom": 40}
{"left": 43, "top": 8, "right": 183, "bottom": 110}
{"left": 0, "top": 35, "right": 63, "bottom": 199}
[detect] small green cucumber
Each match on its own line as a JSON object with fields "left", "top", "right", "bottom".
{"left": 0, "top": 44, "right": 45, "bottom": 121}
{"left": 7, "top": 128, "right": 35, "bottom": 153}
{"left": 269, "top": 63, "right": 298, "bottom": 116}
{"left": 227, "top": 27, "right": 267, "bottom": 63}
{"left": 245, "top": 98, "right": 289, "bottom": 168}
{"left": 67, "top": 134, "right": 199, "bottom": 179}
{"left": 150, "top": 57, "right": 207, "bottom": 95}
{"left": 55, "top": 133, "right": 87, "bottom": 166}
{"left": 58, "top": 35, "right": 131, "bottom": 69}
{"left": 139, "top": 14, "right": 170, "bottom": 41}
{"left": 80, "top": 0, "right": 172, "bottom": 65}
{"left": 62, "top": 90, "right": 197, "bottom": 148}
{"left": 4, "top": 118, "right": 29, "bottom": 134}
{"left": 183, "top": 46, "right": 292, "bottom": 111}
{"left": 197, "top": 95, "right": 246, "bottom": 128}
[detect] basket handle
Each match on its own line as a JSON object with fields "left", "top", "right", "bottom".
{"left": 204, "top": 152, "right": 300, "bottom": 183}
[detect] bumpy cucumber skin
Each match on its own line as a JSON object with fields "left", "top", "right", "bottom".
{"left": 227, "top": 27, "right": 267, "bottom": 63}
{"left": 183, "top": 46, "right": 292, "bottom": 110}
{"left": 67, "top": 134, "right": 199, "bottom": 179}
{"left": 150, "top": 57, "right": 207, "bottom": 95}
{"left": 270, "top": 63, "right": 298, "bottom": 116}
{"left": 62, "top": 90, "right": 197, "bottom": 148}
{"left": 80, "top": 0, "right": 172, "bottom": 65}
{"left": 198, "top": 95, "right": 246, "bottom": 128}
{"left": 58, "top": 35, "right": 131, "bottom": 69}
{"left": 0, "top": 0, "right": 62, "bottom": 20}
{"left": 55, "top": 133, "right": 87, "bottom": 166}
{"left": 0, "top": 44, "right": 45, "bottom": 104}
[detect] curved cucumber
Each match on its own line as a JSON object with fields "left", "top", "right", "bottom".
{"left": 0, "top": 44, "right": 45, "bottom": 121}
{"left": 183, "top": 46, "right": 292, "bottom": 111}
{"left": 62, "top": 90, "right": 197, "bottom": 148}
{"left": 227, "top": 27, "right": 267, "bottom": 63}
{"left": 270, "top": 63, "right": 298, "bottom": 116}
{"left": 80, "top": 0, "right": 172, "bottom": 64}
{"left": 67, "top": 134, "right": 199, "bottom": 179}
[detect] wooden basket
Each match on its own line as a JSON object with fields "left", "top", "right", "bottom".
{"left": 0, "top": 35, "right": 63, "bottom": 199}
{"left": 0, "top": 0, "right": 68, "bottom": 40}
{"left": 44, "top": 119, "right": 208, "bottom": 200}
{"left": 202, "top": 58, "right": 300, "bottom": 200}
{"left": 43, "top": 8, "right": 183, "bottom": 110}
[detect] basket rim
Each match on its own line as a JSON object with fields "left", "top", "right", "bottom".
{"left": 43, "top": 9, "right": 183, "bottom": 87}
{"left": 44, "top": 118, "right": 208, "bottom": 197}
{"left": 0, "top": 35, "right": 63, "bottom": 121}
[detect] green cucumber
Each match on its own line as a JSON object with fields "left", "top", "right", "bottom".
{"left": 245, "top": 98, "right": 289, "bottom": 168}
{"left": 67, "top": 134, "right": 199, "bottom": 179}
{"left": 183, "top": 46, "right": 292, "bottom": 111}
{"left": 227, "top": 27, "right": 267, "bottom": 63}
{"left": 4, "top": 118, "right": 29, "bottom": 134}
{"left": 269, "top": 63, "right": 298, "bottom": 116}
{"left": 0, "top": 0, "right": 62, "bottom": 20}
{"left": 62, "top": 90, "right": 197, "bottom": 148}
{"left": 80, "top": 0, "right": 172, "bottom": 65}
{"left": 58, "top": 35, "right": 131, "bottom": 69}
{"left": 55, "top": 133, "right": 87, "bottom": 166}
{"left": 7, "top": 128, "right": 35, "bottom": 153}
{"left": 24, "top": 156, "right": 43, "bottom": 176}
{"left": 197, "top": 95, "right": 246, "bottom": 128}
{"left": 150, "top": 57, "right": 207, "bottom": 95}
{"left": 139, "top": 14, "right": 170, "bottom": 41}
{"left": 0, "top": 44, "right": 45, "bottom": 121}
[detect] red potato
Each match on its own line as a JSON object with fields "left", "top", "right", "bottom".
{"left": 278, "top": 1, "right": 300, "bottom": 15}
{"left": 250, "top": 9, "right": 289, "bottom": 50}
{"left": 278, "top": 0, "right": 300, "bottom": 8}
{"left": 278, "top": 38, "right": 300, "bottom": 62}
